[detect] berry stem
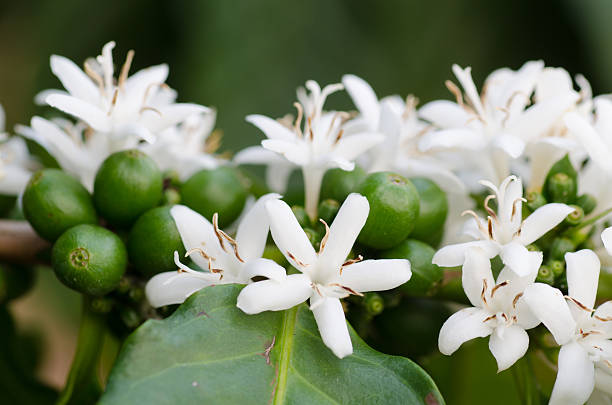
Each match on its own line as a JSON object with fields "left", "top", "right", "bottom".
{"left": 0, "top": 220, "right": 49, "bottom": 263}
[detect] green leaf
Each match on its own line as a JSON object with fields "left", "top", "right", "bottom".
{"left": 101, "top": 284, "right": 444, "bottom": 404}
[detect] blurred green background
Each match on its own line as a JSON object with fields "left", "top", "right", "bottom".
{"left": 1, "top": 0, "right": 609, "bottom": 403}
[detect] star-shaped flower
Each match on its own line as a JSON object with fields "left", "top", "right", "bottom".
{"left": 438, "top": 246, "right": 542, "bottom": 371}
{"left": 0, "top": 105, "right": 34, "bottom": 196}
{"left": 433, "top": 175, "right": 574, "bottom": 276}
{"left": 236, "top": 193, "right": 412, "bottom": 358}
{"left": 145, "top": 193, "right": 281, "bottom": 307}
{"left": 523, "top": 250, "right": 612, "bottom": 405}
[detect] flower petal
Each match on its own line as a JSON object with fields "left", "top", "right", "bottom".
{"left": 432, "top": 240, "right": 499, "bottom": 267}
{"left": 418, "top": 128, "right": 485, "bottom": 152}
{"left": 266, "top": 164, "right": 294, "bottom": 194}
{"left": 238, "top": 258, "right": 287, "bottom": 282}
{"left": 565, "top": 112, "right": 612, "bottom": 175}
{"left": 566, "top": 250, "right": 600, "bottom": 309}
{"left": 236, "top": 274, "right": 312, "bottom": 314}
{"left": 319, "top": 193, "right": 369, "bottom": 272}
{"left": 517, "top": 203, "right": 574, "bottom": 245}
{"left": 462, "top": 247, "right": 495, "bottom": 307}
{"left": 488, "top": 325, "right": 529, "bottom": 371}
{"left": 246, "top": 114, "right": 296, "bottom": 141}
{"left": 602, "top": 227, "right": 612, "bottom": 257}
{"left": 265, "top": 199, "right": 317, "bottom": 270}
{"left": 342, "top": 74, "right": 379, "bottom": 127}
{"left": 235, "top": 193, "right": 281, "bottom": 261}
{"left": 333, "top": 133, "right": 385, "bottom": 162}
{"left": 438, "top": 307, "right": 492, "bottom": 355}
{"left": 261, "top": 139, "right": 308, "bottom": 166}
{"left": 310, "top": 295, "right": 353, "bottom": 359}
{"left": 500, "top": 242, "right": 541, "bottom": 277}
{"left": 549, "top": 342, "right": 595, "bottom": 405}
{"left": 419, "top": 100, "right": 472, "bottom": 128}
{"left": 523, "top": 283, "right": 576, "bottom": 345}
{"left": 491, "top": 134, "right": 525, "bottom": 159}
{"left": 49, "top": 55, "right": 99, "bottom": 103}
{"left": 338, "top": 259, "right": 411, "bottom": 293}
{"left": 45, "top": 94, "right": 111, "bottom": 132}
{"left": 145, "top": 271, "right": 220, "bottom": 307}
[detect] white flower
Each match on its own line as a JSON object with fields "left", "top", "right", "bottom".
{"left": 341, "top": 74, "right": 465, "bottom": 193}
{"left": 16, "top": 117, "right": 103, "bottom": 190}
{"left": 419, "top": 62, "right": 578, "bottom": 186}
{"left": 145, "top": 193, "right": 281, "bottom": 307}
{"left": 236, "top": 80, "right": 384, "bottom": 219}
{"left": 523, "top": 250, "right": 612, "bottom": 405}
{"left": 141, "top": 110, "right": 223, "bottom": 180}
{"left": 236, "top": 193, "right": 411, "bottom": 358}
{"left": 0, "top": 105, "right": 33, "bottom": 196}
{"left": 438, "top": 246, "right": 542, "bottom": 371}
{"left": 433, "top": 175, "right": 574, "bottom": 276}
{"left": 40, "top": 41, "right": 208, "bottom": 145}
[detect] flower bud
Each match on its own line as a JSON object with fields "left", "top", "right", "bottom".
{"left": 548, "top": 260, "right": 565, "bottom": 278}
{"left": 543, "top": 154, "right": 577, "bottom": 204}
{"left": 576, "top": 194, "right": 597, "bottom": 215}
{"left": 550, "top": 237, "right": 575, "bottom": 260}
{"left": 318, "top": 199, "right": 340, "bottom": 224}
{"left": 525, "top": 191, "right": 546, "bottom": 213}
{"left": 563, "top": 205, "right": 584, "bottom": 227}
{"left": 536, "top": 265, "right": 555, "bottom": 284}
{"left": 363, "top": 293, "right": 385, "bottom": 316}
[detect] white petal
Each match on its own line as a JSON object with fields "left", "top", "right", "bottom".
{"left": 488, "top": 325, "right": 529, "bottom": 371}
{"left": 432, "top": 240, "right": 499, "bottom": 267}
{"left": 49, "top": 55, "right": 99, "bottom": 103}
{"left": 246, "top": 114, "right": 296, "bottom": 141}
{"left": 462, "top": 247, "right": 495, "bottom": 307}
{"left": 342, "top": 74, "right": 379, "bottom": 127}
{"left": 143, "top": 103, "right": 210, "bottom": 133}
{"left": 238, "top": 258, "right": 287, "bottom": 282}
{"left": 0, "top": 166, "right": 30, "bottom": 195}
{"left": 170, "top": 205, "right": 226, "bottom": 270}
{"left": 418, "top": 128, "right": 485, "bottom": 152}
{"left": 235, "top": 193, "right": 281, "bottom": 261}
{"left": 333, "top": 133, "right": 385, "bottom": 162}
{"left": 319, "top": 193, "right": 369, "bottom": 272}
{"left": 234, "top": 145, "right": 285, "bottom": 165}
{"left": 418, "top": 100, "right": 472, "bottom": 128}
{"left": 566, "top": 250, "right": 600, "bottom": 309}
{"left": 510, "top": 92, "right": 578, "bottom": 142}
{"left": 45, "top": 94, "right": 111, "bottom": 132}
{"left": 565, "top": 112, "right": 612, "bottom": 175}
{"left": 338, "top": 259, "right": 411, "bottom": 293}
{"left": 451, "top": 64, "right": 485, "bottom": 117}
{"left": 594, "top": 370, "right": 612, "bottom": 398}
{"left": 517, "top": 203, "right": 574, "bottom": 245}
{"left": 438, "top": 307, "right": 492, "bottom": 355}
{"left": 265, "top": 199, "right": 317, "bottom": 270}
{"left": 523, "top": 283, "right": 576, "bottom": 345}
{"left": 602, "top": 227, "right": 612, "bottom": 256}
{"left": 491, "top": 134, "right": 525, "bottom": 159}
{"left": 310, "top": 295, "right": 353, "bottom": 359}
{"left": 145, "top": 271, "right": 219, "bottom": 307}
{"left": 124, "top": 64, "right": 169, "bottom": 104}
{"left": 500, "top": 242, "right": 541, "bottom": 277}
{"left": 261, "top": 139, "right": 308, "bottom": 166}
{"left": 237, "top": 274, "right": 312, "bottom": 314}
{"left": 266, "top": 164, "right": 294, "bottom": 194}
{"left": 550, "top": 342, "right": 595, "bottom": 405}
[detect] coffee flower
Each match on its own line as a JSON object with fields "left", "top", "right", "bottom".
{"left": 438, "top": 247, "right": 541, "bottom": 371}
{"left": 237, "top": 80, "right": 384, "bottom": 219}
{"left": 236, "top": 193, "right": 411, "bottom": 358}
{"left": 523, "top": 250, "right": 612, "bottom": 405}
{"left": 145, "top": 193, "right": 280, "bottom": 307}
{"left": 0, "top": 105, "right": 33, "bottom": 195}
{"left": 433, "top": 175, "right": 574, "bottom": 276}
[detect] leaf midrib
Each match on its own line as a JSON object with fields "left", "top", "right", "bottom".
{"left": 273, "top": 306, "right": 298, "bottom": 404}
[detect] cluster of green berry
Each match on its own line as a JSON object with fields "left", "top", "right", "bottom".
{"left": 21, "top": 150, "right": 249, "bottom": 332}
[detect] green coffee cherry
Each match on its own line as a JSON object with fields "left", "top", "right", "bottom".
{"left": 52, "top": 224, "right": 127, "bottom": 296}
{"left": 93, "top": 150, "right": 163, "bottom": 228}
{"left": 127, "top": 206, "right": 186, "bottom": 278}
{"left": 23, "top": 169, "right": 98, "bottom": 241}
{"left": 409, "top": 178, "right": 448, "bottom": 244}
{"left": 380, "top": 239, "right": 442, "bottom": 295}
{"left": 291, "top": 206, "right": 311, "bottom": 228}
{"left": 525, "top": 191, "right": 546, "bottom": 213}
{"left": 180, "top": 167, "right": 248, "bottom": 227}
{"left": 550, "top": 237, "right": 575, "bottom": 260}
{"left": 320, "top": 166, "right": 367, "bottom": 203}
{"left": 0, "top": 194, "right": 16, "bottom": 217}
{"left": 564, "top": 205, "right": 584, "bottom": 227}
{"left": 318, "top": 199, "right": 340, "bottom": 224}
{"left": 357, "top": 172, "right": 420, "bottom": 250}
{"left": 0, "top": 263, "right": 35, "bottom": 303}
{"left": 536, "top": 265, "right": 555, "bottom": 284}
{"left": 576, "top": 194, "right": 597, "bottom": 215}
{"left": 363, "top": 293, "right": 384, "bottom": 316}
{"left": 543, "top": 155, "right": 577, "bottom": 204}
{"left": 548, "top": 260, "right": 565, "bottom": 278}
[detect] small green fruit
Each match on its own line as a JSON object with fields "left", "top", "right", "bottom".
{"left": 525, "top": 191, "right": 547, "bottom": 213}
{"left": 93, "top": 149, "right": 163, "bottom": 227}
{"left": 320, "top": 166, "right": 367, "bottom": 203}
{"left": 380, "top": 239, "right": 442, "bottom": 295}
{"left": 180, "top": 167, "right": 247, "bottom": 227}
{"left": 23, "top": 169, "right": 97, "bottom": 241}
{"left": 357, "top": 172, "right": 420, "bottom": 249}
{"left": 318, "top": 199, "right": 340, "bottom": 224}
{"left": 291, "top": 206, "right": 311, "bottom": 228}
{"left": 576, "top": 194, "right": 596, "bottom": 216}
{"left": 543, "top": 155, "right": 577, "bottom": 204}
{"left": 536, "top": 264, "right": 555, "bottom": 284}
{"left": 127, "top": 206, "right": 186, "bottom": 278}
{"left": 409, "top": 178, "right": 448, "bottom": 244}
{"left": 52, "top": 224, "right": 127, "bottom": 296}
